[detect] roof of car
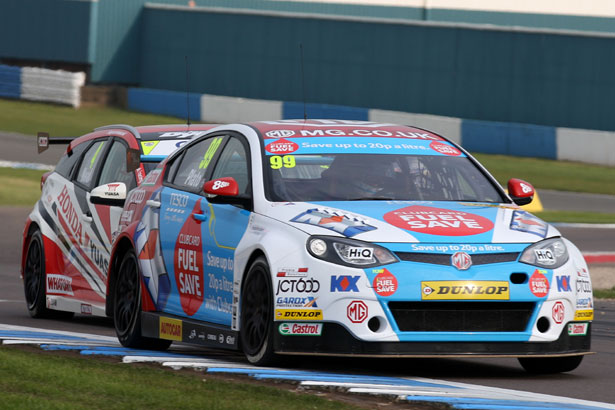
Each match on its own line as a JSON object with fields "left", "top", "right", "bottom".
{"left": 246, "top": 120, "right": 446, "bottom": 141}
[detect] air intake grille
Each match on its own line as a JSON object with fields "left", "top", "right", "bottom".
{"left": 388, "top": 301, "right": 535, "bottom": 332}
{"left": 394, "top": 252, "right": 519, "bottom": 266}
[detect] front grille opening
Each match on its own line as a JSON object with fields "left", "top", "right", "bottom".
{"left": 394, "top": 252, "right": 519, "bottom": 266}
{"left": 388, "top": 301, "right": 535, "bottom": 332}
{"left": 510, "top": 272, "right": 528, "bottom": 284}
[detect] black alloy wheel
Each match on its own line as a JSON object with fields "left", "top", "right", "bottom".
{"left": 23, "top": 230, "right": 48, "bottom": 318}
{"left": 23, "top": 230, "right": 74, "bottom": 319}
{"left": 240, "top": 256, "right": 277, "bottom": 365}
{"left": 113, "top": 249, "right": 171, "bottom": 350}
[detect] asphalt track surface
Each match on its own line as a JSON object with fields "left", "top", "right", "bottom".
{"left": 1, "top": 131, "right": 615, "bottom": 405}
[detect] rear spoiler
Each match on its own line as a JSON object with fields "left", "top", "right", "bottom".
{"left": 37, "top": 132, "right": 75, "bottom": 154}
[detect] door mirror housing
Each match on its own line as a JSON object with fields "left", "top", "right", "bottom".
{"left": 204, "top": 177, "right": 239, "bottom": 197}
{"left": 204, "top": 177, "right": 251, "bottom": 208}
{"left": 89, "top": 182, "right": 127, "bottom": 206}
{"left": 507, "top": 178, "right": 534, "bottom": 206}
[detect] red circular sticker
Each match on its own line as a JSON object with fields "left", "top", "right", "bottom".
{"left": 373, "top": 269, "right": 398, "bottom": 297}
{"left": 529, "top": 270, "right": 549, "bottom": 298}
{"left": 265, "top": 138, "right": 299, "bottom": 154}
{"left": 174, "top": 200, "right": 204, "bottom": 316}
{"left": 429, "top": 141, "right": 461, "bottom": 156}
{"left": 383, "top": 205, "right": 494, "bottom": 236}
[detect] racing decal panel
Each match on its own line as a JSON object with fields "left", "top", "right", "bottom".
{"left": 158, "top": 187, "right": 250, "bottom": 325}
{"left": 36, "top": 174, "right": 109, "bottom": 310}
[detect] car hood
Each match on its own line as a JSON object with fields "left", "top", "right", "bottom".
{"left": 262, "top": 200, "right": 559, "bottom": 244}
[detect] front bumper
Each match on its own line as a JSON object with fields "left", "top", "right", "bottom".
{"left": 273, "top": 321, "right": 591, "bottom": 358}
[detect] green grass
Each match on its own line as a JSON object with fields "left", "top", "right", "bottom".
{"left": 0, "top": 346, "right": 360, "bottom": 410}
{"left": 0, "top": 167, "right": 46, "bottom": 206}
{"left": 473, "top": 153, "right": 615, "bottom": 196}
{"left": 535, "top": 211, "right": 615, "bottom": 224}
{"left": 594, "top": 288, "right": 615, "bottom": 299}
{"left": 0, "top": 98, "right": 183, "bottom": 137}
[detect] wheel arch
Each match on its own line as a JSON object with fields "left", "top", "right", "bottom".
{"left": 105, "top": 236, "right": 134, "bottom": 317}
{"left": 237, "top": 248, "right": 270, "bottom": 331}
{"left": 21, "top": 220, "right": 40, "bottom": 278}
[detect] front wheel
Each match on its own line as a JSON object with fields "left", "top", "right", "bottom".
{"left": 518, "top": 355, "right": 584, "bottom": 374}
{"left": 113, "top": 249, "right": 171, "bottom": 350}
{"left": 240, "top": 256, "right": 277, "bottom": 366}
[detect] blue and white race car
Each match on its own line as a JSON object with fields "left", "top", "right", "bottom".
{"left": 105, "top": 120, "right": 593, "bottom": 373}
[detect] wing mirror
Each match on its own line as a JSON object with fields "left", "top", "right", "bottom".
{"left": 204, "top": 177, "right": 251, "bottom": 209}
{"left": 204, "top": 177, "right": 239, "bottom": 197}
{"left": 89, "top": 182, "right": 127, "bottom": 207}
{"left": 507, "top": 178, "right": 534, "bottom": 206}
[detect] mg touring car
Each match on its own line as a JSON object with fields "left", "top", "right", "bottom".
{"left": 102, "top": 120, "right": 592, "bottom": 373}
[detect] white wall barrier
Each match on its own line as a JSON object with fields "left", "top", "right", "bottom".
{"left": 20, "top": 67, "right": 85, "bottom": 108}
{"left": 201, "top": 94, "right": 282, "bottom": 123}
{"left": 557, "top": 127, "right": 615, "bottom": 167}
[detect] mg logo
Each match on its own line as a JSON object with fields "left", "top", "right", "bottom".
{"left": 347, "top": 300, "right": 368, "bottom": 323}
{"left": 265, "top": 130, "right": 295, "bottom": 138}
{"left": 552, "top": 301, "right": 565, "bottom": 324}
{"left": 451, "top": 252, "right": 472, "bottom": 270}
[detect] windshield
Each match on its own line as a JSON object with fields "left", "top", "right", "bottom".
{"left": 265, "top": 153, "right": 505, "bottom": 203}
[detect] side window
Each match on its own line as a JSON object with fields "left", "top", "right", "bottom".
{"left": 76, "top": 140, "right": 108, "bottom": 188}
{"left": 163, "top": 151, "right": 184, "bottom": 183}
{"left": 98, "top": 140, "right": 137, "bottom": 191}
{"left": 171, "top": 136, "right": 225, "bottom": 191}
{"left": 211, "top": 137, "right": 250, "bottom": 195}
{"left": 54, "top": 142, "right": 89, "bottom": 179}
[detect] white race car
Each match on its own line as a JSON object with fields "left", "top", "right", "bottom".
{"left": 104, "top": 120, "right": 592, "bottom": 373}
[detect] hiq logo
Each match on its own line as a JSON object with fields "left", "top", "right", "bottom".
{"left": 331, "top": 275, "right": 360, "bottom": 292}
{"left": 556, "top": 275, "right": 571, "bottom": 292}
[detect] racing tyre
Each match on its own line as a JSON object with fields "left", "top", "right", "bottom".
{"left": 23, "top": 230, "right": 73, "bottom": 319}
{"left": 518, "top": 355, "right": 584, "bottom": 374}
{"left": 240, "top": 256, "right": 277, "bottom": 366}
{"left": 113, "top": 249, "right": 171, "bottom": 350}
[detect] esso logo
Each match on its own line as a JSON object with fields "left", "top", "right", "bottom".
{"left": 552, "top": 301, "right": 565, "bottom": 324}
{"left": 429, "top": 141, "right": 461, "bottom": 156}
{"left": 384, "top": 205, "right": 494, "bottom": 236}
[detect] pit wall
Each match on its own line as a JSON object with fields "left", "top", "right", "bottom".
{"left": 127, "top": 87, "right": 615, "bottom": 166}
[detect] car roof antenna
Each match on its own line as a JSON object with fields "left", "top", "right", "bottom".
{"left": 300, "top": 43, "right": 307, "bottom": 121}
{"left": 185, "top": 55, "right": 191, "bottom": 127}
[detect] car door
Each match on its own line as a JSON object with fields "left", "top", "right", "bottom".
{"left": 157, "top": 133, "right": 251, "bottom": 326}
{"left": 65, "top": 138, "right": 112, "bottom": 308}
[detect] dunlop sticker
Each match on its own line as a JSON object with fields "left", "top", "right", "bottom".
{"left": 421, "top": 281, "right": 509, "bottom": 300}
{"left": 275, "top": 309, "right": 323, "bottom": 321}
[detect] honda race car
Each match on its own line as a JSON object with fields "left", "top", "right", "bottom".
{"left": 106, "top": 120, "right": 593, "bottom": 373}
{"left": 21, "top": 124, "right": 217, "bottom": 318}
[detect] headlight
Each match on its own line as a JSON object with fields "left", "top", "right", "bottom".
{"left": 520, "top": 238, "right": 569, "bottom": 269}
{"left": 306, "top": 235, "right": 398, "bottom": 267}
